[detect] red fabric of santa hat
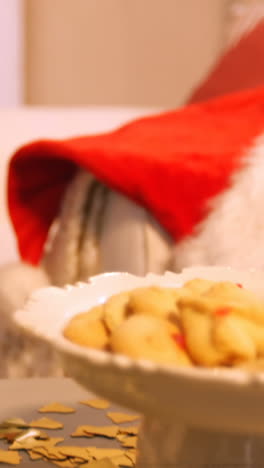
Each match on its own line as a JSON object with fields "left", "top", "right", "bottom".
{"left": 189, "top": 18, "right": 264, "bottom": 103}
{"left": 8, "top": 85, "right": 264, "bottom": 265}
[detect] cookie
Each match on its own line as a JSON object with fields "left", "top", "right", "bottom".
{"left": 110, "top": 315, "right": 191, "bottom": 366}
{"left": 103, "top": 291, "right": 131, "bottom": 332}
{"left": 63, "top": 305, "right": 109, "bottom": 349}
{"left": 184, "top": 278, "right": 215, "bottom": 295}
{"left": 178, "top": 289, "right": 264, "bottom": 366}
{"left": 205, "top": 281, "right": 264, "bottom": 325}
{"left": 127, "top": 286, "right": 179, "bottom": 319}
{"left": 179, "top": 306, "right": 225, "bottom": 366}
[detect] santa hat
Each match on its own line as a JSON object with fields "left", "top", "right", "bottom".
{"left": 7, "top": 20, "right": 264, "bottom": 266}
{"left": 189, "top": 17, "right": 264, "bottom": 103}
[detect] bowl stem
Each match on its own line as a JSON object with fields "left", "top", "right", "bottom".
{"left": 136, "top": 414, "right": 264, "bottom": 467}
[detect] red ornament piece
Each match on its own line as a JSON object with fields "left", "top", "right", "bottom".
{"left": 215, "top": 307, "right": 231, "bottom": 317}
{"left": 171, "top": 333, "right": 187, "bottom": 350}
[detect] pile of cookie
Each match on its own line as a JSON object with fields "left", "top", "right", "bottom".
{"left": 64, "top": 279, "right": 264, "bottom": 368}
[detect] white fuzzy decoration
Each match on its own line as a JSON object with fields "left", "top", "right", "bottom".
{"left": 226, "top": 0, "right": 264, "bottom": 46}
{"left": 0, "top": 262, "right": 49, "bottom": 316}
{"left": 0, "top": 262, "right": 63, "bottom": 377}
{"left": 172, "top": 134, "right": 264, "bottom": 271}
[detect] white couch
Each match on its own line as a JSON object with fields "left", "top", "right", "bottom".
{"left": 0, "top": 106, "right": 160, "bottom": 267}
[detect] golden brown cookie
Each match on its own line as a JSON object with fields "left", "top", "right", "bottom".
{"left": 179, "top": 306, "right": 225, "bottom": 366}
{"left": 178, "top": 289, "right": 264, "bottom": 366}
{"left": 127, "top": 286, "right": 179, "bottom": 319}
{"left": 103, "top": 291, "right": 131, "bottom": 332}
{"left": 205, "top": 281, "right": 264, "bottom": 325}
{"left": 63, "top": 305, "right": 109, "bottom": 349}
{"left": 184, "top": 278, "right": 215, "bottom": 295}
{"left": 212, "top": 314, "right": 256, "bottom": 364}
{"left": 110, "top": 314, "right": 191, "bottom": 366}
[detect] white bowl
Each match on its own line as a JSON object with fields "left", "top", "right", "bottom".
{"left": 14, "top": 266, "right": 264, "bottom": 467}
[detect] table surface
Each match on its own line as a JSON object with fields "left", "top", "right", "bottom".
{"left": 0, "top": 378, "right": 138, "bottom": 467}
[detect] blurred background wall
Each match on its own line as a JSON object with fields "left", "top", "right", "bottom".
{"left": 24, "top": 0, "right": 228, "bottom": 107}
{"left": 0, "top": 0, "right": 24, "bottom": 105}
{"left": 1, "top": 0, "right": 259, "bottom": 108}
